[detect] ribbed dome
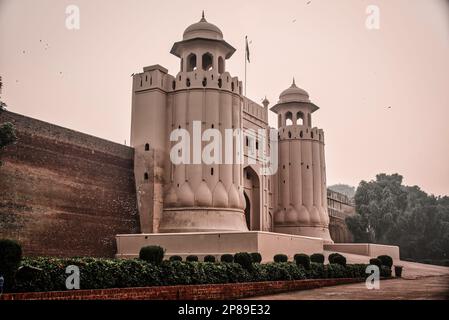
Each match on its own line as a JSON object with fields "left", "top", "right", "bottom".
{"left": 279, "top": 79, "right": 310, "bottom": 103}
{"left": 183, "top": 12, "right": 223, "bottom": 41}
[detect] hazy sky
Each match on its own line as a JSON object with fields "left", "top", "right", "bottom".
{"left": 1, "top": 0, "right": 448, "bottom": 196}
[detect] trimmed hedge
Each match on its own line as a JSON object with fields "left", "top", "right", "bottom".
{"left": 186, "top": 255, "right": 199, "bottom": 262}
{"left": 139, "top": 246, "right": 164, "bottom": 265}
{"left": 274, "top": 254, "right": 288, "bottom": 263}
{"left": 310, "top": 253, "right": 325, "bottom": 264}
{"left": 204, "top": 255, "right": 216, "bottom": 263}
{"left": 234, "top": 252, "right": 253, "bottom": 270}
{"left": 369, "top": 258, "right": 382, "bottom": 268}
{"left": 250, "top": 252, "right": 262, "bottom": 264}
{"left": 377, "top": 255, "right": 393, "bottom": 268}
{"left": 220, "top": 254, "right": 234, "bottom": 263}
{"left": 294, "top": 254, "right": 311, "bottom": 270}
{"left": 12, "top": 257, "right": 311, "bottom": 293}
{"left": 0, "top": 239, "right": 22, "bottom": 292}
{"left": 169, "top": 255, "right": 182, "bottom": 262}
{"left": 328, "top": 253, "right": 347, "bottom": 266}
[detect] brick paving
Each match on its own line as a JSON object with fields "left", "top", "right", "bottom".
{"left": 247, "top": 275, "right": 449, "bottom": 300}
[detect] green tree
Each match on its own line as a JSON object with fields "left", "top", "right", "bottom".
{"left": 0, "top": 76, "right": 17, "bottom": 165}
{"left": 347, "top": 173, "right": 449, "bottom": 262}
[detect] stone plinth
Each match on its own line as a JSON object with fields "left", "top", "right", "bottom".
{"left": 116, "top": 231, "right": 324, "bottom": 262}
{"left": 324, "top": 243, "right": 400, "bottom": 260}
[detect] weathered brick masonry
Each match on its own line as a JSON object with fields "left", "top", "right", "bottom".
{"left": 0, "top": 111, "right": 140, "bottom": 257}
{"left": 0, "top": 278, "right": 364, "bottom": 300}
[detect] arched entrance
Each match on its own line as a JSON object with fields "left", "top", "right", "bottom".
{"left": 243, "top": 166, "right": 260, "bottom": 230}
{"left": 244, "top": 192, "right": 251, "bottom": 228}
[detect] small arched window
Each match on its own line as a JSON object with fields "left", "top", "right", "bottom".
{"left": 187, "top": 53, "right": 197, "bottom": 71}
{"left": 186, "top": 78, "right": 191, "bottom": 87}
{"left": 218, "top": 78, "right": 222, "bottom": 88}
{"left": 285, "top": 112, "right": 293, "bottom": 126}
{"left": 202, "top": 52, "right": 213, "bottom": 71}
{"left": 218, "top": 57, "right": 224, "bottom": 74}
{"left": 231, "top": 82, "right": 235, "bottom": 92}
{"left": 288, "top": 131, "right": 292, "bottom": 138}
{"left": 210, "top": 168, "right": 214, "bottom": 175}
{"left": 202, "top": 77, "right": 207, "bottom": 87}
{"left": 145, "top": 143, "right": 150, "bottom": 151}
{"left": 144, "top": 172, "right": 149, "bottom": 180}
{"left": 296, "top": 112, "right": 304, "bottom": 125}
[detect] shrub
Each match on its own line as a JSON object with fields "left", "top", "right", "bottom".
{"left": 380, "top": 265, "right": 392, "bottom": 278}
{"left": 310, "top": 253, "right": 325, "bottom": 264}
{"left": 273, "top": 254, "right": 288, "bottom": 263}
{"left": 169, "top": 255, "right": 182, "bottom": 262}
{"left": 11, "top": 257, "right": 374, "bottom": 293}
{"left": 220, "top": 254, "right": 234, "bottom": 263}
{"left": 294, "top": 254, "right": 311, "bottom": 270}
{"left": 369, "top": 258, "right": 382, "bottom": 268}
{"left": 186, "top": 255, "right": 199, "bottom": 262}
{"left": 377, "top": 255, "right": 393, "bottom": 268}
{"left": 328, "top": 253, "right": 346, "bottom": 266}
{"left": 259, "top": 263, "right": 306, "bottom": 281}
{"left": 139, "top": 246, "right": 164, "bottom": 265}
{"left": 0, "top": 239, "right": 22, "bottom": 292}
{"left": 234, "top": 252, "right": 253, "bottom": 270}
{"left": 250, "top": 252, "right": 262, "bottom": 264}
{"left": 204, "top": 255, "right": 216, "bottom": 263}
{"left": 394, "top": 265, "right": 403, "bottom": 277}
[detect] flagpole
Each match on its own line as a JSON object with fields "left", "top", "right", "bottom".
{"left": 244, "top": 36, "right": 247, "bottom": 96}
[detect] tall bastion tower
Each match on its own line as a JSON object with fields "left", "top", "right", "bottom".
{"left": 121, "top": 13, "right": 333, "bottom": 259}
{"left": 130, "top": 13, "right": 247, "bottom": 234}
{"left": 271, "top": 80, "right": 332, "bottom": 243}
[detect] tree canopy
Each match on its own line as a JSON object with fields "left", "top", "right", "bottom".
{"left": 346, "top": 173, "right": 449, "bottom": 262}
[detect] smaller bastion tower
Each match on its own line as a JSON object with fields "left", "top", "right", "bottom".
{"left": 271, "top": 80, "right": 333, "bottom": 243}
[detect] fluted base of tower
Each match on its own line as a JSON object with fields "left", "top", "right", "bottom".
{"left": 273, "top": 225, "right": 334, "bottom": 244}
{"left": 159, "top": 208, "right": 248, "bottom": 233}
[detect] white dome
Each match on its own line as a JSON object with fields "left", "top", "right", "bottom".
{"left": 183, "top": 13, "right": 223, "bottom": 41}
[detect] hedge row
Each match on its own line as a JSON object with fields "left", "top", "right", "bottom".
{"left": 11, "top": 257, "right": 391, "bottom": 293}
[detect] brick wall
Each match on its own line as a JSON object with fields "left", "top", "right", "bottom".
{"left": 0, "top": 278, "right": 364, "bottom": 300}
{"left": 0, "top": 111, "right": 140, "bottom": 257}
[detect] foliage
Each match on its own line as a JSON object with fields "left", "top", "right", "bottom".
{"left": 138, "top": 246, "right": 164, "bottom": 265}
{"left": 346, "top": 173, "right": 449, "bottom": 262}
{"left": 369, "top": 258, "right": 382, "bottom": 268}
{"left": 294, "top": 253, "right": 311, "bottom": 270}
{"left": 169, "top": 255, "right": 182, "bottom": 262}
{"left": 186, "top": 255, "right": 199, "bottom": 262}
{"left": 233, "top": 252, "right": 253, "bottom": 271}
{"left": 203, "top": 255, "right": 216, "bottom": 263}
{"left": 220, "top": 254, "right": 234, "bottom": 263}
{"left": 0, "top": 76, "right": 17, "bottom": 165}
{"left": 11, "top": 256, "right": 390, "bottom": 293}
{"left": 250, "top": 252, "right": 262, "bottom": 263}
{"left": 0, "top": 239, "right": 22, "bottom": 292}
{"left": 328, "top": 253, "right": 346, "bottom": 266}
{"left": 377, "top": 255, "right": 393, "bottom": 268}
{"left": 310, "top": 253, "right": 325, "bottom": 264}
{"left": 273, "top": 254, "right": 288, "bottom": 263}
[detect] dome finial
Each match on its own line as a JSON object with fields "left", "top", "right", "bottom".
{"left": 292, "top": 77, "right": 296, "bottom": 87}
{"left": 201, "top": 10, "right": 206, "bottom": 22}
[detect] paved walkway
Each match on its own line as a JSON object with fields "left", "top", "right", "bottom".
{"left": 247, "top": 275, "right": 449, "bottom": 300}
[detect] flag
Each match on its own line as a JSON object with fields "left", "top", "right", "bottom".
{"left": 245, "top": 36, "right": 250, "bottom": 63}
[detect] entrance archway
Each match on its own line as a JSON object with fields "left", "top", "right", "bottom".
{"left": 244, "top": 191, "right": 251, "bottom": 228}
{"left": 243, "top": 166, "right": 260, "bottom": 230}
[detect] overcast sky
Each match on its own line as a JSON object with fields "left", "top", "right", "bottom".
{"left": 1, "top": 0, "right": 448, "bottom": 196}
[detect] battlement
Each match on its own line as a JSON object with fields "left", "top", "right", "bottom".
{"left": 133, "top": 65, "right": 175, "bottom": 93}
{"left": 278, "top": 125, "right": 325, "bottom": 143}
